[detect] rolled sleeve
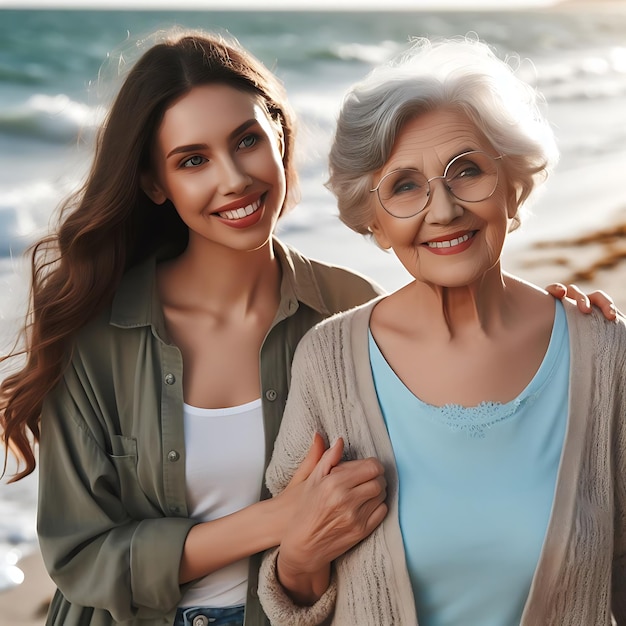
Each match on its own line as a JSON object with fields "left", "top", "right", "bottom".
{"left": 38, "top": 362, "right": 196, "bottom": 622}
{"left": 130, "top": 517, "right": 197, "bottom": 612}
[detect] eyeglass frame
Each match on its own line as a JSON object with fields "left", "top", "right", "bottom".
{"left": 369, "top": 150, "right": 504, "bottom": 219}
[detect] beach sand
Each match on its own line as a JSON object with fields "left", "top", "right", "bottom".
{"left": 506, "top": 208, "right": 626, "bottom": 314}
{"left": 0, "top": 550, "right": 54, "bottom": 626}
{"left": 0, "top": 209, "right": 624, "bottom": 626}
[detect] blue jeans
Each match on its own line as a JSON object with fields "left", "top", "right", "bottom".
{"left": 173, "top": 605, "right": 245, "bottom": 626}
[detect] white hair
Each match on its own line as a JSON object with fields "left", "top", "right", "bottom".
{"left": 327, "top": 36, "right": 559, "bottom": 235}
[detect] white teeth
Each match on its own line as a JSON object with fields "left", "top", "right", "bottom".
{"left": 218, "top": 199, "right": 261, "bottom": 220}
{"left": 426, "top": 233, "right": 472, "bottom": 249}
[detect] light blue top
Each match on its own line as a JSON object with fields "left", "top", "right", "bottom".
{"left": 369, "top": 301, "right": 569, "bottom": 626}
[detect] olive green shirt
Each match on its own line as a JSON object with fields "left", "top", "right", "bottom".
{"left": 37, "top": 238, "right": 383, "bottom": 626}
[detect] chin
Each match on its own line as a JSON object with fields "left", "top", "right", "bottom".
{"left": 419, "top": 268, "right": 491, "bottom": 290}
{"left": 431, "top": 254, "right": 500, "bottom": 283}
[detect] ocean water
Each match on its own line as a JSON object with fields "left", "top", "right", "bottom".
{"left": 1, "top": 5, "right": 626, "bottom": 590}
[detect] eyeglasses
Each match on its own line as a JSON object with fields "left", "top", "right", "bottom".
{"left": 370, "top": 150, "right": 503, "bottom": 219}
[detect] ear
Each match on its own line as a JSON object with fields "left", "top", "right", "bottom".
{"left": 277, "top": 129, "right": 285, "bottom": 158}
{"left": 506, "top": 185, "right": 519, "bottom": 220}
{"left": 140, "top": 172, "right": 167, "bottom": 205}
{"left": 369, "top": 218, "right": 392, "bottom": 250}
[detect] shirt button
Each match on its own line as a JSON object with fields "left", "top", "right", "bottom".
{"left": 265, "top": 389, "right": 277, "bottom": 401}
{"left": 192, "top": 616, "right": 209, "bottom": 626}
{"left": 164, "top": 373, "right": 175, "bottom": 385}
{"left": 167, "top": 450, "right": 180, "bottom": 462}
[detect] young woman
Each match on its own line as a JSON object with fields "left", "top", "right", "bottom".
{"left": 0, "top": 29, "right": 615, "bottom": 626}
{"left": 0, "top": 30, "right": 386, "bottom": 626}
{"left": 258, "top": 37, "right": 625, "bottom": 625}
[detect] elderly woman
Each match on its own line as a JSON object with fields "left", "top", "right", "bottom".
{"left": 257, "top": 38, "right": 626, "bottom": 626}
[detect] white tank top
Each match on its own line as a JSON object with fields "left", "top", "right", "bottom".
{"left": 179, "top": 398, "right": 265, "bottom": 608}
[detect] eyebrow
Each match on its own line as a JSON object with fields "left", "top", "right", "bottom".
{"left": 166, "top": 118, "right": 260, "bottom": 159}
{"left": 393, "top": 147, "right": 480, "bottom": 172}
{"left": 439, "top": 147, "right": 480, "bottom": 167}
{"left": 452, "top": 147, "right": 480, "bottom": 160}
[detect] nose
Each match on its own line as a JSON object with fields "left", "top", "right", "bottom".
{"left": 217, "top": 156, "right": 253, "bottom": 195}
{"left": 422, "top": 176, "right": 463, "bottom": 225}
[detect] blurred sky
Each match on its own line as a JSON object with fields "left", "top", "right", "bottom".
{"left": 0, "top": 0, "right": 561, "bottom": 10}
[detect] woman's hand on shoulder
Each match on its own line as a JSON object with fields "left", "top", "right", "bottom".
{"left": 546, "top": 283, "right": 619, "bottom": 321}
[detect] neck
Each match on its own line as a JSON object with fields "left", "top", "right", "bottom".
{"left": 159, "top": 235, "right": 281, "bottom": 315}
{"left": 407, "top": 265, "right": 516, "bottom": 339}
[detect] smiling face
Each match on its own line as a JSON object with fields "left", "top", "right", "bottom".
{"left": 143, "top": 83, "right": 287, "bottom": 254}
{"left": 369, "top": 108, "right": 513, "bottom": 288}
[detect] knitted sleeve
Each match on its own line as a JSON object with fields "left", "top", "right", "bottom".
{"left": 259, "top": 323, "right": 343, "bottom": 626}
{"left": 264, "top": 327, "right": 337, "bottom": 494}
{"left": 260, "top": 307, "right": 408, "bottom": 626}
{"left": 612, "top": 315, "right": 626, "bottom": 623}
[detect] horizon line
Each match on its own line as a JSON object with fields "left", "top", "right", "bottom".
{"left": 0, "top": 0, "right": 566, "bottom": 11}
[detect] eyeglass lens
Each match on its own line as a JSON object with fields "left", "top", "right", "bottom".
{"left": 376, "top": 151, "right": 499, "bottom": 218}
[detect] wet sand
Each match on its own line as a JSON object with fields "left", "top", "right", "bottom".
{"left": 506, "top": 208, "right": 626, "bottom": 314}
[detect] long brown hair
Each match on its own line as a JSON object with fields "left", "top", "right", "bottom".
{"left": 0, "top": 29, "right": 298, "bottom": 480}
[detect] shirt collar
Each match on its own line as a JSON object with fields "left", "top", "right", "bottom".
{"left": 272, "top": 237, "right": 331, "bottom": 317}
{"left": 109, "top": 254, "right": 168, "bottom": 338}
{"left": 109, "top": 237, "right": 330, "bottom": 335}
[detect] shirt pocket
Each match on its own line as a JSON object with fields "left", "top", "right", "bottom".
{"left": 110, "top": 433, "right": 138, "bottom": 460}
{"left": 108, "top": 434, "right": 159, "bottom": 518}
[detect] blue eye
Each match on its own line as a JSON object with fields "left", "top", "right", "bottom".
{"left": 389, "top": 172, "right": 425, "bottom": 197}
{"left": 448, "top": 160, "right": 482, "bottom": 180}
{"left": 182, "top": 155, "right": 206, "bottom": 168}
{"left": 393, "top": 180, "right": 421, "bottom": 195}
{"left": 238, "top": 134, "right": 258, "bottom": 149}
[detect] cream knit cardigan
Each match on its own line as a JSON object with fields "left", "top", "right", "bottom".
{"left": 258, "top": 298, "right": 626, "bottom": 626}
